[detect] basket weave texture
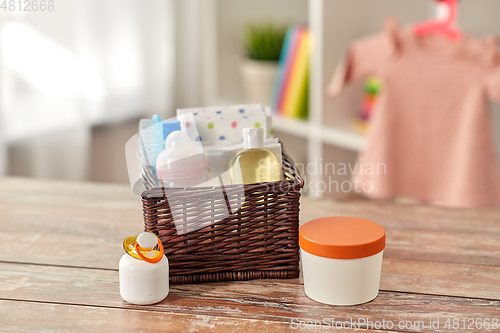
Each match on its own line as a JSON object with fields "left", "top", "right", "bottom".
{"left": 142, "top": 148, "right": 303, "bottom": 284}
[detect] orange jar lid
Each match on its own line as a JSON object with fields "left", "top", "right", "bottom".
{"left": 299, "top": 217, "right": 385, "bottom": 259}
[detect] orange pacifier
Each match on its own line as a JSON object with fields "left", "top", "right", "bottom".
{"left": 123, "top": 231, "right": 164, "bottom": 264}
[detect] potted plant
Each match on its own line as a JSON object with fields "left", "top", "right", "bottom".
{"left": 241, "top": 22, "right": 287, "bottom": 106}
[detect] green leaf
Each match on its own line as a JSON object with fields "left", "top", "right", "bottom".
{"left": 244, "top": 22, "right": 288, "bottom": 61}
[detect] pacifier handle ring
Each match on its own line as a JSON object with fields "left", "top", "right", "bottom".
{"left": 134, "top": 238, "right": 164, "bottom": 264}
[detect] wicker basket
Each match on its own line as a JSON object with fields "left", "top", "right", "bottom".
{"left": 141, "top": 147, "right": 303, "bottom": 284}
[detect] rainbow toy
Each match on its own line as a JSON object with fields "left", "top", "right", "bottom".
{"left": 272, "top": 25, "right": 310, "bottom": 119}
{"left": 272, "top": 26, "right": 297, "bottom": 113}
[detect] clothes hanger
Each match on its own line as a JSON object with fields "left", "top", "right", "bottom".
{"left": 414, "top": 0, "right": 462, "bottom": 41}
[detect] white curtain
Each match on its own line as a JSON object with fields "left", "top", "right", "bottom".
{"left": 0, "top": 0, "right": 174, "bottom": 180}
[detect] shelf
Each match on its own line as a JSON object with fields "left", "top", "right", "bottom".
{"left": 321, "top": 125, "right": 366, "bottom": 152}
{"left": 272, "top": 114, "right": 310, "bottom": 139}
{"left": 272, "top": 114, "right": 366, "bottom": 152}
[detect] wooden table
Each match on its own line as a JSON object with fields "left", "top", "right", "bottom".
{"left": 0, "top": 177, "right": 499, "bottom": 332}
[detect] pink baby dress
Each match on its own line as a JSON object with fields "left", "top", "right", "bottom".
{"left": 328, "top": 19, "right": 500, "bottom": 208}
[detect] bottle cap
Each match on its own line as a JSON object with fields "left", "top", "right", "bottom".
{"left": 299, "top": 217, "right": 385, "bottom": 259}
{"left": 242, "top": 128, "right": 264, "bottom": 149}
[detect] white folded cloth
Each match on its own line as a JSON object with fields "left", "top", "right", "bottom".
{"left": 176, "top": 104, "right": 273, "bottom": 146}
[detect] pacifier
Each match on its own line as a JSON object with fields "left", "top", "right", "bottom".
{"left": 123, "top": 231, "right": 164, "bottom": 263}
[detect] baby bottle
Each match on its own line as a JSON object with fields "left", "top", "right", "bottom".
{"left": 156, "top": 130, "right": 208, "bottom": 187}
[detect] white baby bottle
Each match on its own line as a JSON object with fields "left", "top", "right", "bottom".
{"left": 156, "top": 131, "right": 208, "bottom": 187}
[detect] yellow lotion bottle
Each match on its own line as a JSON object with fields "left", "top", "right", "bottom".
{"left": 230, "top": 128, "right": 281, "bottom": 184}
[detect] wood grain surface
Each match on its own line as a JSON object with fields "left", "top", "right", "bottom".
{"left": 0, "top": 177, "right": 499, "bottom": 332}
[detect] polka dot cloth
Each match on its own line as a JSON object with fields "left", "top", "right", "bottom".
{"left": 177, "top": 104, "right": 272, "bottom": 146}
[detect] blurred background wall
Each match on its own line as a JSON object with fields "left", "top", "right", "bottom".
{"left": 1, "top": 0, "right": 500, "bottom": 195}
{"left": 1, "top": 0, "right": 174, "bottom": 183}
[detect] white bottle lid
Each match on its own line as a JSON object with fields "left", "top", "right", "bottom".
{"left": 242, "top": 128, "right": 264, "bottom": 149}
